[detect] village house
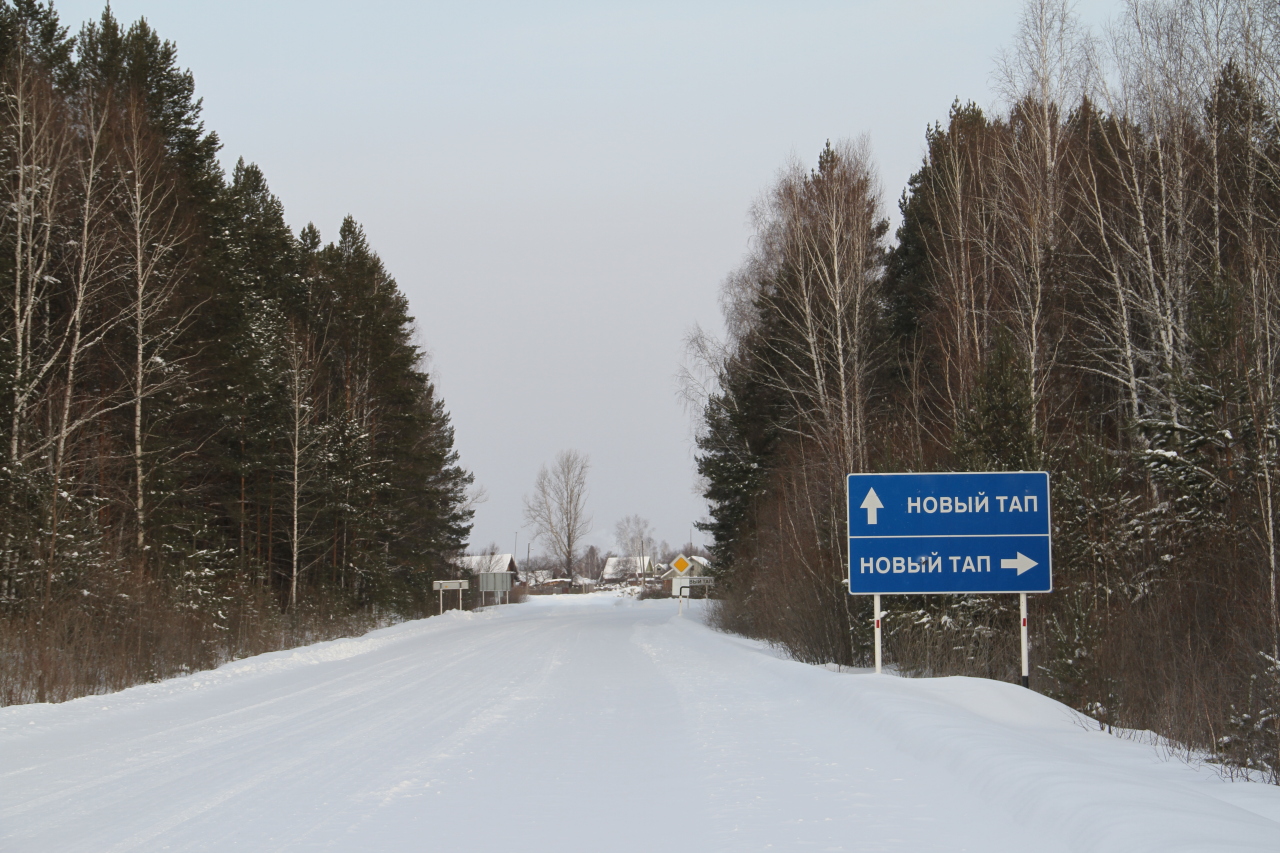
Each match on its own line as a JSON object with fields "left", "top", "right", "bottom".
{"left": 600, "top": 556, "right": 654, "bottom": 585}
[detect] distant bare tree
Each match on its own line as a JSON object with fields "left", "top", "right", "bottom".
{"left": 523, "top": 450, "right": 591, "bottom": 578}
{"left": 580, "top": 544, "right": 605, "bottom": 581}
{"left": 614, "top": 514, "right": 655, "bottom": 562}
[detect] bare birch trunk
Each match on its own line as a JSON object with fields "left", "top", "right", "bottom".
{"left": 115, "top": 95, "right": 191, "bottom": 572}
{"left": 46, "top": 92, "right": 117, "bottom": 602}
{"left": 1, "top": 52, "right": 72, "bottom": 587}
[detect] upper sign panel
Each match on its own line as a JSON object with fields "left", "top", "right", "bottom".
{"left": 848, "top": 472, "right": 1049, "bottom": 537}
{"left": 847, "top": 472, "right": 1052, "bottom": 594}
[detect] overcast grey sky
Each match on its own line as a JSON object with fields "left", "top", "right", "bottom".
{"left": 55, "top": 0, "right": 1116, "bottom": 557}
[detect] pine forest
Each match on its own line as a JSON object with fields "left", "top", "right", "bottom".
{"left": 0, "top": 3, "right": 473, "bottom": 704}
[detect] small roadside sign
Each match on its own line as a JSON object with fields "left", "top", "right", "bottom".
{"left": 672, "top": 576, "right": 713, "bottom": 595}
{"left": 433, "top": 579, "right": 469, "bottom": 614}
{"left": 671, "top": 555, "right": 692, "bottom": 575}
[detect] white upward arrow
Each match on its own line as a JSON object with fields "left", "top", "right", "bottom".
{"left": 1000, "top": 552, "right": 1038, "bottom": 575}
{"left": 860, "top": 488, "right": 884, "bottom": 525}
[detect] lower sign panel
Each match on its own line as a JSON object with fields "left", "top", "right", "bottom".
{"left": 848, "top": 535, "right": 1051, "bottom": 594}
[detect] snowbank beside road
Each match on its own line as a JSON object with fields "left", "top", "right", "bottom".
{"left": 3, "top": 593, "right": 1278, "bottom": 852}
{"left": 0, "top": 606, "right": 493, "bottom": 735}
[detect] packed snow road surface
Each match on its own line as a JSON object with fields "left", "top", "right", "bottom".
{"left": 3, "top": 595, "right": 1279, "bottom": 852}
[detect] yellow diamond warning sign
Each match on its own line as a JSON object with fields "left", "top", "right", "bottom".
{"left": 672, "top": 555, "right": 691, "bottom": 575}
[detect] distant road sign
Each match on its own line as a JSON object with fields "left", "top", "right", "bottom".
{"left": 671, "top": 555, "right": 692, "bottom": 575}
{"left": 433, "top": 580, "right": 469, "bottom": 591}
{"left": 847, "top": 472, "right": 1051, "bottom": 594}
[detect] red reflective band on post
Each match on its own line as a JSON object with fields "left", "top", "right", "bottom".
{"left": 875, "top": 619, "right": 881, "bottom": 629}
{"left": 1022, "top": 617, "right": 1027, "bottom": 627}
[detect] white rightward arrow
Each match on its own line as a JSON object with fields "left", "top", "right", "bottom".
{"left": 1000, "top": 552, "right": 1038, "bottom": 575}
{"left": 860, "top": 488, "right": 884, "bottom": 525}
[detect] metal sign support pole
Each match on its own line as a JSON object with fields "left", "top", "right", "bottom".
{"left": 1020, "top": 593, "right": 1029, "bottom": 689}
{"left": 458, "top": 588, "right": 463, "bottom": 611}
{"left": 438, "top": 590, "right": 443, "bottom": 616}
{"left": 873, "top": 593, "right": 882, "bottom": 675}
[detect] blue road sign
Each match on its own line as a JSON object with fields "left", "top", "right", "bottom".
{"left": 847, "top": 472, "right": 1051, "bottom": 595}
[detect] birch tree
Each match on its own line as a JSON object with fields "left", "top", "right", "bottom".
{"left": 750, "top": 138, "right": 888, "bottom": 473}
{"left": 911, "top": 103, "right": 1003, "bottom": 435}
{"left": 0, "top": 46, "right": 71, "bottom": 590}
{"left": 993, "top": 0, "right": 1092, "bottom": 446}
{"left": 43, "top": 84, "right": 122, "bottom": 599}
{"left": 114, "top": 93, "right": 192, "bottom": 569}
{"left": 614, "top": 514, "right": 655, "bottom": 577}
{"left": 281, "top": 315, "right": 328, "bottom": 610}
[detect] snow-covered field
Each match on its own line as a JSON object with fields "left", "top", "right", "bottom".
{"left": 3, "top": 594, "right": 1279, "bottom": 852}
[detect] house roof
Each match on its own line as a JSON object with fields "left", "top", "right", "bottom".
{"left": 456, "top": 554, "right": 518, "bottom": 574}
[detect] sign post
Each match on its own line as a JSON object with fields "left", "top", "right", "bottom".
{"left": 1020, "top": 592, "right": 1029, "bottom": 689}
{"left": 847, "top": 472, "right": 1051, "bottom": 686}
{"left": 873, "top": 593, "right": 882, "bottom": 674}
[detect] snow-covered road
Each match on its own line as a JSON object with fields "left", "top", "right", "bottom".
{"left": 3, "top": 594, "right": 1279, "bottom": 852}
